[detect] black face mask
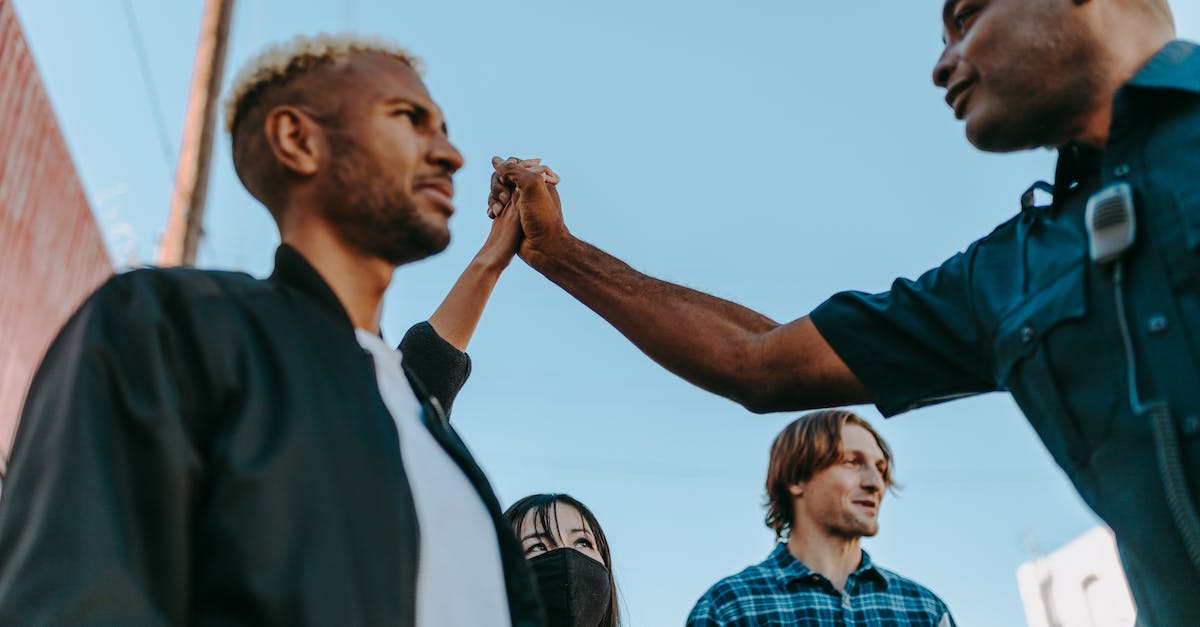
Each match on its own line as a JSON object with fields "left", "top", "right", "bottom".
{"left": 527, "top": 548, "right": 612, "bottom": 627}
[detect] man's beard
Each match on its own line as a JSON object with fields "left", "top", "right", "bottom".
{"left": 827, "top": 509, "right": 879, "bottom": 540}
{"left": 323, "top": 135, "right": 450, "bottom": 266}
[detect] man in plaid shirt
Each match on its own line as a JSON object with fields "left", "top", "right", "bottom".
{"left": 688, "top": 410, "right": 954, "bottom": 626}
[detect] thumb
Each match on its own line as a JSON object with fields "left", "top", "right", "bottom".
{"left": 494, "top": 161, "right": 552, "bottom": 196}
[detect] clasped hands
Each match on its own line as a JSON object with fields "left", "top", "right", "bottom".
{"left": 485, "top": 156, "right": 568, "bottom": 262}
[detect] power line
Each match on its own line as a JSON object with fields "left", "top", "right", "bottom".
{"left": 120, "top": 0, "right": 175, "bottom": 180}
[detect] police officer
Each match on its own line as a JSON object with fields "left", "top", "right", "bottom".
{"left": 490, "top": 0, "right": 1199, "bottom": 623}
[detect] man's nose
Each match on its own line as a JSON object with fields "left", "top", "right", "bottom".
{"left": 430, "top": 133, "right": 464, "bottom": 173}
{"left": 861, "top": 468, "right": 884, "bottom": 492}
{"left": 932, "top": 46, "right": 957, "bottom": 88}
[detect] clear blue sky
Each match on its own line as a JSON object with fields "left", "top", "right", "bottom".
{"left": 12, "top": 2, "right": 1200, "bottom": 625}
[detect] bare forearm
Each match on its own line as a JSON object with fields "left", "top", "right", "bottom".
{"left": 489, "top": 158, "right": 868, "bottom": 410}
{"left": 427, "top": 258, "right": 505, "bottom": 351}
{"left": 524, "top": 237, "right": 869, "bottom": 411}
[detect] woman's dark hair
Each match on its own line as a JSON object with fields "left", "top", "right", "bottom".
{"left": 503, "top": 494, "right": 620, "bottom": 627}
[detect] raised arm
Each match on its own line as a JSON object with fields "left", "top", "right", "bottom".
{"left": 403, "top": 160, "right": 556, "bottom": 412}
{"left": 399, "top": 199, "right": 521, "bottom": 413}
{"left": 491, "top": 159, "right": 871, "bottom": 413}
{"left": 426, "top": 158, "right": 556, "bottom": 350}
{"left": 426, "top": 196, "right": 523, "bottom": 351}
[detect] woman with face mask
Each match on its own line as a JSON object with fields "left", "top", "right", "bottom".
{"left": 503, "top": 494, "right": 620, "bottom": 627}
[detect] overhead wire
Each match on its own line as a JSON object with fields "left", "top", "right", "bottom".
{"left": 120, "top": 0, "right": 176, "bottom": 181}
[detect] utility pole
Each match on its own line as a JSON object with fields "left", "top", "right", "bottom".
{"left": 157, "top": 0, "right": 235, "bottom": 267}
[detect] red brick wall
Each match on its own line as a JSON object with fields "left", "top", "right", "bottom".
{"left": 0, "top": 0, "right": 112, "bottom": 472}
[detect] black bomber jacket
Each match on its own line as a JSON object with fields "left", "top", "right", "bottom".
{"left": 0, "top": 245, "right": 544, "bottom": 626}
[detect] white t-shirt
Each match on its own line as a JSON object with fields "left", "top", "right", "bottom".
{"left": 356, "top": 329, "right": 510, "bottom": 627}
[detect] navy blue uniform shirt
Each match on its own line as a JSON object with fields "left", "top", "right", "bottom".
{"left": 811, "top": 41, "right": 1200, "bottom": 625}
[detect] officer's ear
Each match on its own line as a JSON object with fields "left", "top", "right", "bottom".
{"left": 788, "top": 483, "right": 806, "bottom": 498}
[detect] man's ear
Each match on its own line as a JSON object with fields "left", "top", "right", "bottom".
{"left": 787, "top": 483, "right": 806, "bottom": 498}
{"left": 264, "top": 105, "right": 323, "bottom": 177}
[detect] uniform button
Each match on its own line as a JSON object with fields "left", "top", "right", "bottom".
{"left": 1147, "top": 315, "right": 1169, "bottom": 334}
{"left": 1113, "top": 164, "right": 1131, "bottom": 177}
{"left": 1183, "top": 415, "right": 1200, "bottom": 436}
{"left": 1020, "top": 326, "right": 1036, "bottom": 343}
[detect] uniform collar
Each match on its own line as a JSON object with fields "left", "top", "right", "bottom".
{"left": 267, "top": 244, "right": 355, "bottom": 331}
{"left": 1049, "top": 40, "right": 1199, "bottom": 204}
{"left": 767, "top": 542, "right": 887, "bottom": 589}
{"left": 1053, "top": 141, "right": 1104, "bottom": 199}
{"left": 1125, "top": 40, "right": 1200, "bottom": 94}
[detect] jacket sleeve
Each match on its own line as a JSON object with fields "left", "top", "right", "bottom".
{"left": 398, "top": 321, "right": 472, "bottom": 416}
{"left": 0, "top": 272, "right": 207, "bottom": 626}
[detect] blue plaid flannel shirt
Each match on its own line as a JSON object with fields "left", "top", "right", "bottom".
{"left": 687, "top": 544, "right": 955, "bottom": 626}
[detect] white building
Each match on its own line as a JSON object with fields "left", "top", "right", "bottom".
{"left": 1016, "top": 526, "right": 1136, "bottom": 627}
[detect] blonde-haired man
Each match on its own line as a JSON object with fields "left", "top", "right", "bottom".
{"left": 688, "top": 410, "right": 954, "bottom": 626}
{"left": 0, "top": 35, "right": 543, "bottom": 626}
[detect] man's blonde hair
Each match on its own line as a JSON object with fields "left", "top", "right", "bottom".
{"left": 223, "top": 34, "right": 421, "bottom": 214}
{"left": 223, "top": 32, "right": 421, "bottom": 135}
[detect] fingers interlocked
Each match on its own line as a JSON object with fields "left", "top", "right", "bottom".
{"left": 488, "top": 156, "right": 560, "bottom": 219}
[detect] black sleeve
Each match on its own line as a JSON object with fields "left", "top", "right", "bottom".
{"left": 810, "top": 247, "right": 998, "bottom": 417}
{"left": 398, "top": 321, "right": 472, "bottom": 416}
{"left": 0, "top": 272, "right": 206, "bottom": 625}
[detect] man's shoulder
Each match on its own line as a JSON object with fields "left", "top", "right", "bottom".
{"left": 967, "top": 212, "right": 1024, "bottom": 252}
{"left": 91, "top": 266, "right": 273, "bottom": 311}
{"left": 81, "top": 267, "right": 275, "bottom": 334}
{"left": 696, "top": 558, "right": 780, "bottom": 606}
{"left": 871, "top": 565, "right": 951, "bottom": 611}
{"left": 104, "top": 266, "right": 266, "bottom": 299}
{"left": 688, "top": 559, "right": 780, "bottom": 626}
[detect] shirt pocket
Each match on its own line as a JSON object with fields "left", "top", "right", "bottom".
{"left": 1169, "top": 181, "right": 1200, "bottom": 367}
{"left": 1153, "top": 100, "right": 1200, "bottom": 288}
{"left": 993, "top": 264, "right": 1093, "bottom": 470}
{"left": 1176, "top": 185, "right": 1200, "bottom": 250}
{"left": 1168, "top": 184, "right": 1200, "bottom": 292}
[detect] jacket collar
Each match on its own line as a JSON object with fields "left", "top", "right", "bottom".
{"left": 270, "top": 244, "right": 451, "bottom": 411}
{"left": 1125, "top": 40, "right": 1200, "bottom": 94}
{"left": 267, "top": 244, "right": 355, "bottom": 331}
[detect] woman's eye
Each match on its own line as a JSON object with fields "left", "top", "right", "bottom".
{"left": 526, "top": 542, "right": 547, "bottom": 555}
{"left": 574, "top": 538, "right": 595, "bottom": 550}
{"left": 392, "top": 109, "right": 418, "bottom": 122}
